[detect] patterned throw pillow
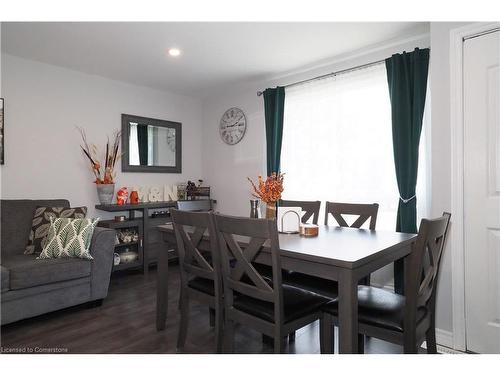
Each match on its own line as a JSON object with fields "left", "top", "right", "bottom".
{"left": 38, "top": 217, "right": 99, "bottom": 260}
{"left": 25, "top": 206, "right": 87, "bottom": 255}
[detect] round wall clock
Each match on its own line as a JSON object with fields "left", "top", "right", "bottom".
{"left": 219, "top": 107, "right": 247, "bottom": 145}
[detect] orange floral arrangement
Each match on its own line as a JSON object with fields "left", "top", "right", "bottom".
{"left": 77, "top": 127, "right": 121, "bottom": 184}
{"left": 247, "top": 173, "right": 284, "bottom": 204}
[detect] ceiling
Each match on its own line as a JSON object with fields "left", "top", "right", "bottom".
{"left": 1, "top": 22, "right": 429, "bottom": 98}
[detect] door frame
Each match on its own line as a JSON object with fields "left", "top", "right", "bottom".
{"left": 449, "top": 22, "right": 500, "bottom": 352}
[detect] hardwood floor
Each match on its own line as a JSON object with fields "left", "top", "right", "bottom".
{"left": 1, "top": 265, "right": 407, "bottom": 354}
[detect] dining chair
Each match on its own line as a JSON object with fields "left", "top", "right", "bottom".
{"left": 214, "top": 214, "right": 330, "bottom": 353}
{"left": 171, "top": 209, "right": 223, "bottom": 353}
{"left": 279, "top": 199, "right": 321, "bottom": 225}
{"left": 324, "top": 201, "right": 379, "bottom": 230}
{"left": 319, "top": 212, "right": 451, "bottom": 354}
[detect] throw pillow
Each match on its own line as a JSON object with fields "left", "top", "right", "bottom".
{"left": 25, "top": 206, "right": 87, "bottom": 255}
{"left": 38, "top": 217, "right": 99, "bottom": 260}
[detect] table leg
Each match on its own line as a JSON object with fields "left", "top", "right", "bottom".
{"left": 156, "top": 247, "right": 169, "bottom": 331}
{"left": 338, "top": 270, "right": 358, "bottom": 354}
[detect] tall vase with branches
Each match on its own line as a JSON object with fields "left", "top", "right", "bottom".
{"left": 247, "top": 173, "right": 284, "bottom": 219}
{"left": 78, "top": 127, "right": 121, "bottom": 204}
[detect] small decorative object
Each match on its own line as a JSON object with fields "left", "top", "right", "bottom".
{"left": 186, "top": 180, "right": 196, "bottom": 200}
{"left": 0, "top": 98, "right": 4, "bottom": 165}
{"left": 278, "top": 206, "right": 301, "bottom": 234}
{"left": 113, "top": 253, "right": 121, "bottom": 266}
{"left": 116, "top": 187, "right": 129, "bottom": 205}
{"left": 177, "top": 184, "right": 187, "bottom": 200}
{"left": 151, "top": 210, "right": 168, "bottom": 218}
{"left": 300, "top": 223, "right": 319, "bottom": 237}
{"left": 119, "top": 250, "right": 138, "bottom": 264}
{"left": 118, "top": 229, "right": 138, "bottom": 243}
{"left": 250, "top": 199, "right": 261, "bottom": 219}
{"left": 130, "top": 190, "right": 139, "bottom": 204}
{"left": 248, "top": 173, "right": 284, "bottom": 219}
{"left": 114, "top": 215, "right": 126, "bottom": 222}
{"left": 220, "top": 107, "right": 247, "bottom": 145}
{"left": 77, "top": 126, "right": 121, "bottom": 205}
{"left": 148, "top": 186, "right": 162, "bottom": 202}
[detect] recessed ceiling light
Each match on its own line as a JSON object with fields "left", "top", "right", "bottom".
{"left": 168, "top": 48, "right": 181, "bottom": 57}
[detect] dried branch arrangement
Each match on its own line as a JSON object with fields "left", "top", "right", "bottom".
{"left": 77, "top": 127, "right": 121, "bottom": 184}
{"left": 247, "top": 173, "right": 284, "bottom": 204}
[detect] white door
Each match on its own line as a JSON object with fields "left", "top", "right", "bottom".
{"left": 464, "top": 29, "right": 500, "bottom": 354}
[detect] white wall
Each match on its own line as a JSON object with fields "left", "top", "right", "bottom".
{"left": 0, "top": 54, "right": 203, "bottom": 218}
{"left": 429, "top": 22, "right": 473, "bottom": 343}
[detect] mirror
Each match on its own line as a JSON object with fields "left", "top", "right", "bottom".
{"left": 121, "top": 114, "right": 182, "bottom": 173}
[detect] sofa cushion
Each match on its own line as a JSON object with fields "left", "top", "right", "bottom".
{"left": 1, "top": 199, "right": 70, "bottom": 257}
{"left": 2, "top": 254, "right": 92, "bottom": 290}
{"left": 1, "top": 265, "right": 10, "bottom": 292}
{"left": 38, "top": 218, "right": 98, "bottom": 260}
{"left": 25, "top": 206, "right": 87, "bottom": 255}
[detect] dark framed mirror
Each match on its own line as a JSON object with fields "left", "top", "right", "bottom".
{"left": 121, "top": 114, "right": 182, "bottom": 173}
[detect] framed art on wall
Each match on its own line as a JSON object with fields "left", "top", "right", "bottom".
{"left": 0, "top": 98, "right": 4, "bottom": 165}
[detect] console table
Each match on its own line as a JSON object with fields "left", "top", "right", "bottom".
{"left": 96, "top": 201, "right": 177, "bottom": 275}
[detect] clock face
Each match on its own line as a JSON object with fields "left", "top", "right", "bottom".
{"left": 219, "top": 107, "right": 247, "bottom": 145}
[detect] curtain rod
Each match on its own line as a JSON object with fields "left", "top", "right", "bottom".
{"left": 256, "top": 58, "right": 386, "bottom": 96}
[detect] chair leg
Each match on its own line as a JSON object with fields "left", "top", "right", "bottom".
{"left": 177, "top": 288, "right": 183, "bottom": 310}
{"left": 358, "top": 334, "right": 365, "bottom": 354}
{"left": 320, "top": 314, "right": 334, "bottom": 354}
{"left": 403, "top": 332, "right": 418, "bottom": 354}
{"left": 214, "top": 308, "right": 224, "bottom": 354}
{"left": 274, "top": 334, "right": 285, "bottom": 354}
{"left": 426, "top": 327, "right": 437, "bottom": 354}
{"left": 209, "top": 307, "right": 215, "bottom": 327}
{"left": 223, "top": 319, "right": 234, "bottom": 353}
{"left": 176, "top": 290, "right": 189, "bottom": 350}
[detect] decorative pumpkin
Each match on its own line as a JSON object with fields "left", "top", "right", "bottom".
{"left": 116, "top": 187, "right": 129, "bottom": 205}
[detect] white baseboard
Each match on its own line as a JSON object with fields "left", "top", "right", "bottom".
{"left": 421, "top": 329, "right": 465, "bottom": 354}
{"left": 436, "top": 329, "right": 455, "bottom": 350}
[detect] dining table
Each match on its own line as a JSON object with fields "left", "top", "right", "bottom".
{"left": 156, "top": 223, "right": 417, "bottom": 354}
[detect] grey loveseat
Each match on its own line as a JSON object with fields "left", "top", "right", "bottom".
{"left": 1, "top": 199, "right": 115, "bottom": 325}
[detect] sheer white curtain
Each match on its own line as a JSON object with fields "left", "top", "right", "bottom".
{"left": 281, "top": 63, "right": 428, "bottom": 230}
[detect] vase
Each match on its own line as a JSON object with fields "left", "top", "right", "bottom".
{"left": 265, "top": 202, "right": 277, "bottom": 219}
{"left": 250, "top": 199, "right": 260, "bottom": 218}
{"left": 96, "top": 183, "right": 115, "bottom": 205}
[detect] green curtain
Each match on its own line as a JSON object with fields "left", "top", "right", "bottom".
{"left": 263, "top": 87, "right": 285, "bottom": 176}
{"left": 137, "top": 124, "right": 149, "bottom": 166}
{"left": 386, "top": 48, "right": 430, "bottom": 295}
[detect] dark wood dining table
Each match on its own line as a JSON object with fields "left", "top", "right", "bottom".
{"left": 156, "top": 224, "right": 416, "bottom": 354}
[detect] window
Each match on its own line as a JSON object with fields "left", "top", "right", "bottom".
{"left": 281, "top": 63, "right": 428, "bottom": 230}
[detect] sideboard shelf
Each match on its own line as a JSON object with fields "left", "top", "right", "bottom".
{"left": 96, "top": 200, "right": 215, "bottom": 275}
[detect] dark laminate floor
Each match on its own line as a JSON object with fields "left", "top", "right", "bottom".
{"left": 1, "top": 265, "right": 407, "bottom": 354}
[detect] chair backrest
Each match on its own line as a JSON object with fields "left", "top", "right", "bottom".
{"left": 171, "top": 209, "right": 221, "bottom": 295}
{"left": 214, "top": 214, "right": 284, "bottom": 323}
{"left": 324, "top": 201, "right": 379, "bottom": 230}
{"left": 406, "top": 212, "right": 451, "bottom": 323}
{"left": 279, "top": 199, "right": 321, "bottom": 225}
{"left": 176, "top": 200, "right": 213, "bottom": 212}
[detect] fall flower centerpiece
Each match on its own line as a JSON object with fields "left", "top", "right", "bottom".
{"left": 78, "top": 127, "right": 121, "bottom": 204}
{"left": 247, "top": 173, "right": 284, "bottom": 219}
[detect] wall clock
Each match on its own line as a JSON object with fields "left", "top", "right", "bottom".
{"left": 219, "top": 107, "right": 247, "bottom": 145}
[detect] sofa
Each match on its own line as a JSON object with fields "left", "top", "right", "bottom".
{"left": 1, "top": 199, "right": 116, "bottom": 325}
